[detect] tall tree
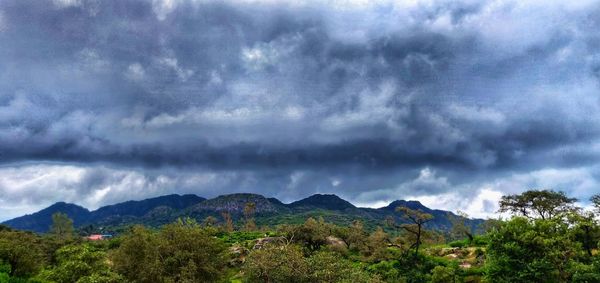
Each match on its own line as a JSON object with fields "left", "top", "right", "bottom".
{"left": 203, "top": 216, "right": 218, "bottom": 228}
{"left": 591, "top": 194, "right": 600, "bottom": 214}
{"left": 50, "top": 213, "right": 74, "bottom": 241}
{"left": 393, "top": 206, "right": 434, "bottom": 257}
{"left": 449, "top": 211, "right": 474, "bottom": 243}
{"left": 221, "top": 211, "right": 234, "bottom": 232}
{"left": 499, "top": 190, "right": 576, "bottom": 220}
{"left": 113, "top": 219, "right": 226, "bottom": 283}
{"left": 244, "top": 202, "right": 257, "bottom": 231}
{"left": 0, "top": 230, "right": 44, "bottom": 277}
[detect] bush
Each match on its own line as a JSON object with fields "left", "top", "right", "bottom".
{"left": 113, "top": 219, "right": 227, "bottom": 283}
{"left": 431, "top": 266, "right": 457, "bottom": 283}
{"left": 243, "top": 244, "right": 308, "bottom": 283}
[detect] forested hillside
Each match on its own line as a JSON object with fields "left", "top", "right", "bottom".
{"left": 3, "top": 194, "right": 481, "bottom": 234}
{"left": 1, "top": 190, "right": 600, "bottom": 282}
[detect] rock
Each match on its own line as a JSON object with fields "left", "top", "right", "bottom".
{"left": 325, "top": 236, "right": 347, "bottom": 248}
{"left": 459, "top": 262, "right": 472, "bottom": 269}
{"left": 253, "top": 236, "right": 285, "bottom": 249}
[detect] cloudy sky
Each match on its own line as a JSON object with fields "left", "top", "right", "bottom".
{"left": 1, "top": 0, "right": 600, "bottom": 221}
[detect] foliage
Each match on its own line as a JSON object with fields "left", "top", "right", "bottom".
{"left": 499, "top": 190, "right": 576, "bottom": 220}
{"left": 243, "top": 244, "right": 308, "bottom": 283}
{"left": 448, "top": 211, "right": 474, "bottom": 243}
{"left": 50, "top": 213, "right": 74, "bottom": 241}
{"left": 243, "top": 245, "right": 379, "bottom": 283}
{"left": 0, "top": 230, "right": 44, "bottom": 277}
{"left": 389, "top": 206, "right": 434, "bottom": 257}
{"left": 3, "top": 189, "right": 600, "bottom": 283}
{"left": 112, "top": 218, "right": 227, "bottom": 283}
{"left": 279, "top": 217, "right": 330, "bottom": 251}
{"left": 485, "top": 217, "right": 580, "bottom": 282}
{"left": 37, "top": 243, "right": 121, "bottom": 283}
{"left": 430, "top": 265, "right": 458, "bottom": 283}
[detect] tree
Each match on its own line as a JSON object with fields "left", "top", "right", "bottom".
{"left": 0, "top": 230, "right": 44, "bottom": 277}
{"left": 37, "top": 244, "right": 122, "bottom": 283}
{"left": 111, "top": 225, "right": 162, "bottom": 283}
{"left": 243, "top": 244, "right": 308, "bottom": 283}
{"left": 485, "top": 217, "right": 579, "bottom": 282}
{"left": 50, "top": 212, "right": 74, "bottom": 241}
{"left": 394, "top": 206, "right": 434, "bottom": 257}
{"left": 203, "top": 216, "right": 218, "bottom": 227}
{"left": 567, "top": 210, "right": 600, "bottom": 257}
{"left": 306, "top": 251, "right": 379, "bottom": 282}
{"left": 113, "top": 219, "right": 226, "bottom": 283}
{"left": 591, "top": 194, "right": 600, "bottom": 215}
{"left": 499, "top": 190, "right": 576, "bottom": 220}
{"left": 244, "top": 202, "right": 257, "bottom": 231}
{"left": 221, "top": 211, "right": 234, "bottom": 232}
{"left": 343, "top": 220, "right": 368, "bottom": 251}
{"left": 431, "top": 265, "right": 458, "bottom": 283}
{"left": 449, "top": 211, "right": 474, "bottom": 243}
{"left": 285, "top": 217, "right": 328, "bottom": 251}
{"left": 362, "top": 227, "right": 391, "bottom": 262}
{"left": 159, "top": 218, "right": 227, "bottom": 282}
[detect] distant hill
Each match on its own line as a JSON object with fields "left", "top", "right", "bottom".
{"left": 290, "top": 194, "right": 355, "bottom": 211}
{"left": 90, "top": 194, "right": 205, "bottom": 222}
{"left": 3, "top": 193, "right": 484, "bottom": 233}
{"left": 3, "top": 202, "right": 91, "bottom": 233}
{"left": 3, "top": 194, "right": 205, "bottom": 233}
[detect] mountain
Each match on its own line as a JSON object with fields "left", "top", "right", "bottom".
{"left": 184, "top": 193, "right": 290, "bottom": 221}
{"left": 290, "top": 194, "right": 356, "bottom": 211}
{"left": 3, "top": 193, "right": 483, "bottom": 233}
{"left": 3, "top": 202, "right": 91, "bottom": 233}
{"left": 90, "top": 194, "right": 205, "bottom": 221}
{"left": 2, "top": 194, "right": 205, "bottom": 233}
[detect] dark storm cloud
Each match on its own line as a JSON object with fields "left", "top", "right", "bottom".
{"left": 2, "top": 0, "right": 600, "bottom": 219}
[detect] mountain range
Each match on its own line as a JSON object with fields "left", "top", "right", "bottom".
{"left": 2, "top": 193, "right": 483, "bottom": 233}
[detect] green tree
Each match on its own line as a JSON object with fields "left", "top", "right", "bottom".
{"left": 343, "top": 220, "right": 368, "bottom": 251}
{"left": 485, "top": 217, "right": 580, "bottom": 282}
{"left": 567, "top": 210, "right": 600, "bottom": 257}
{"left": 202, "top": 216, "right": 218, "bottom": 227}
{"left": 37, "top": 244, "right": 122, "bottom": 283}
{"left": 362, "top": 227, "right": 391, "bottom": 262}
{"left": 244, "top": 202, "right": 257, "bottom": 231}
{"left": 499, "top": 190, "right": 576, "bottom": 220}
{"left": 393, "top": 206, "right": 434, "bottom": 257}
{"left": 111, "top": 226, "right": 162, "bottom": 283}
{"left": 50, "top": 212, "right": 74, "bottom": 241}
{"left": 430, "top": 266, "right": 457, "bottom": 283}
{"left": 113, "top": 219, "right": 227, "bottom": 283}
{"left": 590, "top": 194, "right": 600, "bottom": 213}
{"left": 0, "top": 230, "right": 44, "bottom": 277}
{"left": 243, "top": 244, "right": 308, "bottom": 283}
{"left": 160, "top": 218, "right": 226, "bottom": 282}
{"left": 221, "top": 211, "right": 234, "bottom": 232}
{"left": 448, "top": 211, "right": 474, "bottom": 243}
{"left": 306, "top": 251, "right": 378, "bottom": 282}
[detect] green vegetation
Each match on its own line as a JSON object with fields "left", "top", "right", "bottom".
{"left": 2, "top": 189, "right": 600, "bottom": 282}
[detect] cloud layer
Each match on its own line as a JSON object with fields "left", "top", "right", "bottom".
{"left": 1, "top": 0, "right": 600, "bottom": 220}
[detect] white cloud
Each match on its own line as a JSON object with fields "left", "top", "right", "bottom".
{"left": 125, "top": 63, "right": 146, "bottom": 81}
{"left": 52, "top": 0, "right": 81, "bottom": 8}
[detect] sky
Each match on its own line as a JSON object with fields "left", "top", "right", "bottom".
{"left": 1, "top": 0, "right": 600, "bottom": 221}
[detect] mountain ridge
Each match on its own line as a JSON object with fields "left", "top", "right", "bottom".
{"left": 3, "top": 193, "right": 483, "bottom": 233}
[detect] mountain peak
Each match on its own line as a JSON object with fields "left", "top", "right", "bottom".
{"left": 383, "top": 200, "right": 430, "bottom": 212}
{"left": 290, "top": 194, "right": 356, "bottom": 210}
{"left": 90, "top": 194, "right": 205, "bottom": 221}
{"left": 190, "top": 193, "right": 285, "bottom": 214}
{"left": 2, "top": 202, "right": 90, "bottom": 233}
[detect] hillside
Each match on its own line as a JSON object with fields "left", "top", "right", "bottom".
{"left": 3, "top": 194, "right": 205, "bottom": 233}
{"left": 3, "top": 193, "right": 482, "bottom": 233}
